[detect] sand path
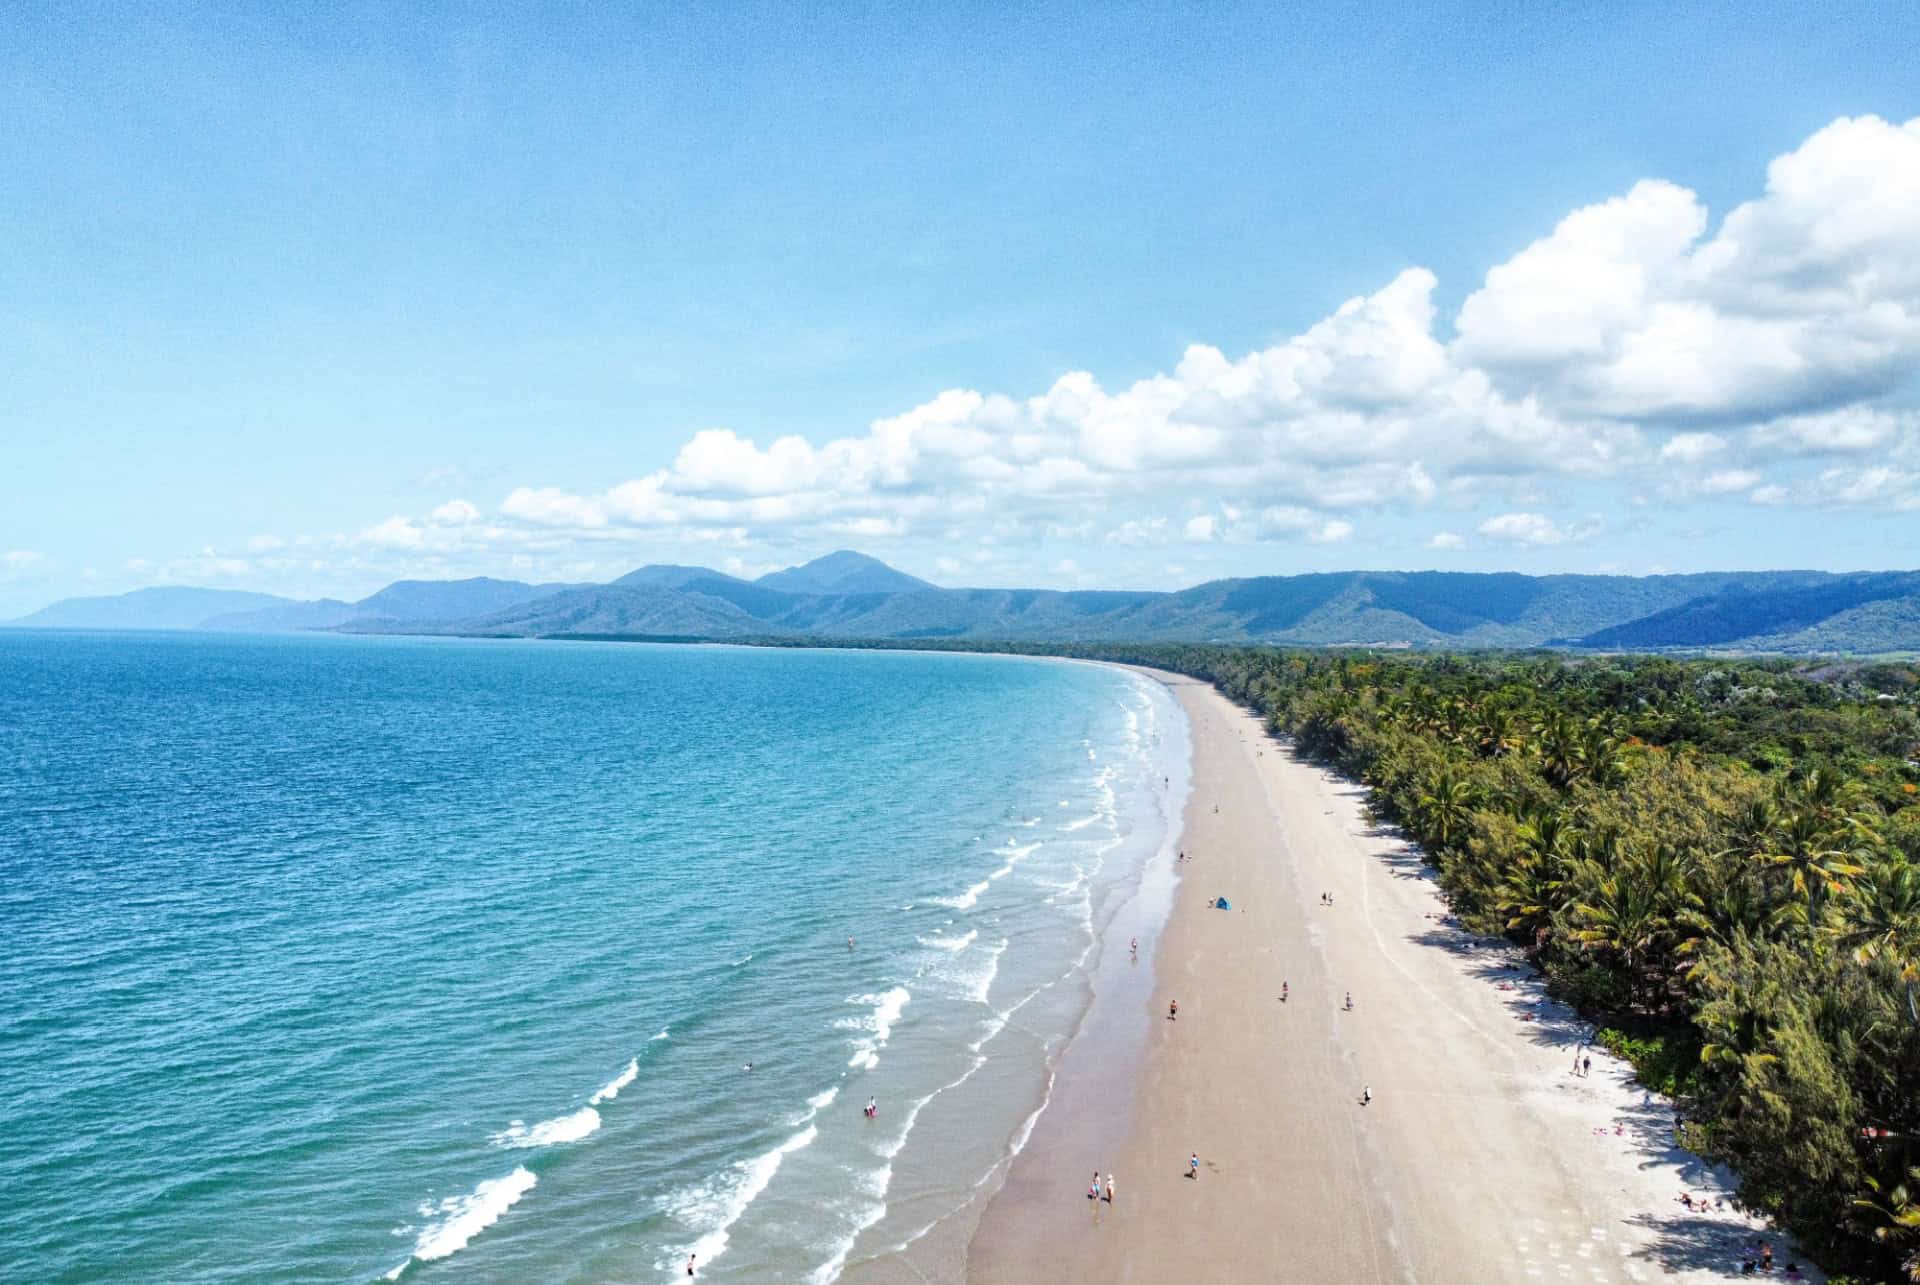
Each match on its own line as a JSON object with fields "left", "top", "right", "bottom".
{"left": 966, "top": 670, "right": 1821, "bottom": 1284}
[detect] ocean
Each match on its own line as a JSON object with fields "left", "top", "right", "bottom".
{"left": 0, "top": 632, "right": 1187, "bottom": 1282}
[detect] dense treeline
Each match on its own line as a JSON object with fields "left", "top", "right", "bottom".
{"left": 748, "top": 636, "right": 1920, "bottom": 1278}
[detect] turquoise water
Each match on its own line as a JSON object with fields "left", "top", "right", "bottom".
{"left": 0, "top": 633, "right": 1183, "bottom": 1282}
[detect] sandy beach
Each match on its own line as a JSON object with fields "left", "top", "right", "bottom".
{"left": 964, "top": 668, "right": 1823, "bottom": 1284}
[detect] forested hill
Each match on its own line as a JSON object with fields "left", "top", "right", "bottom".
{"left": 10, "top": 555, "right": 1920, "bottom": 653}
{"left": 350, "top": 565, "right": 1920, "bottom": 652}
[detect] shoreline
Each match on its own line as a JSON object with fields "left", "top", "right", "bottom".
{"left": 838, "top": 663, "right": 1193, "bottom": 1283}
{"left": 965, "top": 667, "right": 1826, "bottom": 1284}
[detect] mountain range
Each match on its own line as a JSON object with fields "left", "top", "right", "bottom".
{"left": 8, "top": 552, "right": 1920, "bottom": 653}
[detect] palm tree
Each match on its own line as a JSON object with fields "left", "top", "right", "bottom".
{"left": 1537, "top": 713, "right": 1583, "bottom": 788}
{"left": 1828, "top": 859, "right": 1920, "bottom": 983}
{"left": 1856, "top": 1166, "right": 1920, "bottom": 1282}
{"left": 1679, "top": 875, "right": 1795, "bottom": 967}
{"left": 1577, "top": 716, "right": 1626, "bottom": 788}
{"left": 1761, "top": 808, "right": 1871, "bottom": 921}
{"left": 1415, "top": 771, "right": 1482, "bottom": 852}
{"left": 1475, "top": 704, "right": 1523, "bottom": 759}
{"left": 1569, "top": 858, "right": 1668, "bottom": 1011}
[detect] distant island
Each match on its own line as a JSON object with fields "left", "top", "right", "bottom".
{"left": 8, "top": 550, "right": 1920, "bottom": 654}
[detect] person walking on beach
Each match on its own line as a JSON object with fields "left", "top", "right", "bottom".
{"left": 1281, "top": 981, "right": 1288, "bottom": 1003}
{"left": 1168, "top": 999, "right": 1178, "bottom": 1021}
{"left": 1582, "top": 1054, "right": 1592, "bottom": 1077}
{"left": 1088, "top": 1171, "right": 1101, "bottom": 1200}
{"left": 1104, "top": 1173, "right": 1115, "bottom": 1205}
{"left": 1130, "top": 936, "right": 1138, "bottom": 958}
{"left": 686, "top": 1253, "right": 696, "bottom": 1276}
{"left": 1344, "top": 991, "right": 1353, "bottom": 1010}
{"left": 1188, "top": 1152, "right": 1200, "bottom": 1180}
{"left": 1360, "top": 1084, "right": 1372, "bottom": 1106}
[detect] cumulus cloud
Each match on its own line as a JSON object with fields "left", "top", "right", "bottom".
{"left": 1457, "top": 116, "right": 1920, "bottom": 423}
{"left": 1477, "top": 512, "right": 1596, "bottom": 546}
{"left": 1, "top": 550, "right": 49, "bottom": 589}
{"left": 1699, "top": 469, "right": 1763, "bottom": 495}
{"left": 442, "top": 120, "right": 1917, "bottom": 573}
{"left": 1661, "top": 432, "right": 1726, "bottom": 463}
{"left": 1308, "top": 519, "right": 1354, "bottom": 544}
{"left": 128, "top": 116, "right": 1920, "bottom": 590}
{"left": 1107, "top": 517, "right": 1171, "bottom": 546}
{"left": 360, "top": 517, "right": 425, "bottom": 549}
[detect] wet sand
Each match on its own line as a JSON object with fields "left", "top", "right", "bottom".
{"left": 965, "top": 669, "right": 1823, "bottom": 1285}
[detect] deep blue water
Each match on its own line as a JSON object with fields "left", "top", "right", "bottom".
{"left": 0, "top": 632, "right": 1179, "bottom": 1282}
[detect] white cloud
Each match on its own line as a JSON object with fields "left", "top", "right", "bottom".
{"left": 1, "top": 550, "right": 49, "bottom": 589}
{"left": 501, "top": 487, "right": 607, "bottom": 528}
{"left": 438, "top": 120, "right": 1916, "bottom": 574}
{"left": 359, "top": 517, "right": 425, "bottom": 549}
{"left": 1457, "top": 117, "right": 1920, "bottom": 424}
{"left": 1749, "top": 407, "right": 1906, "bottom": 455}
{"left": 1699, "top": 469, "right": 1763, "bottom": 495}
{"left": 468, "top": 122, "right": 1920, "bottom": 564}
{"left": 1308, "top": 519, "right": 1354, "bottom": 544}
{"left": 1661, "top": 432, "right": 1726, "bottom": 463}
{"left": 1478, "top": 512, "right": 1573, "bottom": 546}
{"left": 1107, "top": 517, "right": 1171, "bottom": 546}
{"left": 108, "top": 115, "right": 1920, "bottom": 592}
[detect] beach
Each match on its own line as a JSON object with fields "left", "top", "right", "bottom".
{"left": 965, "top": 668, "right": 1822, "bottom": 1284}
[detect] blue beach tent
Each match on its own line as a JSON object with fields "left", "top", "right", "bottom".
{"left": 1215, "top": 897, "right": 1232, "bottom": 910}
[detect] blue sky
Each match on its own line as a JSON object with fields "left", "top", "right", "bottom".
{"left": 5, "top": 2, "right": 1920, "bottom": 614}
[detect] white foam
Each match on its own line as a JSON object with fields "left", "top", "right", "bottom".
{"left": 966, "top": 938, "right": 1008, "bottom": 1005}
{"left": 650, "top": 1028, "right": 670, "bottom": 1041}
{"left": 661, "top": 1124, "right": 818, "bottom": 1273}
{"left": 807, "top": 1086, "right": 840, "bottom": 1111}
{"left": 387, "top": 1166, "right": 536, "bottom": 1278}
{"left": 731, "top": 952, "right": 753, "bottom": 967}
{"left": 843, "top": 986, "right": 911, "bottom": 1069}
{"left": 927, "top": 874, "right": 990, "bottom": 911}
{"left": 924, "top": 931, "right": 1005, "bottom": 1005}
{"left": 1060, "top": 813, "right": 1102, "bottom": 832}
{"left": 492, "top": 1105, "right": 601, "bottom": 1148}
{"left": 919, "top": 928, "right": 977, "bottom": 952}
{"left": 589, "top": 1058, "right": 638, "bottom": 1105}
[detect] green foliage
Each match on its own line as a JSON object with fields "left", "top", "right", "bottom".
{"left": 1595, "top": 1024, "right": 1704, "bottom": 1097}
